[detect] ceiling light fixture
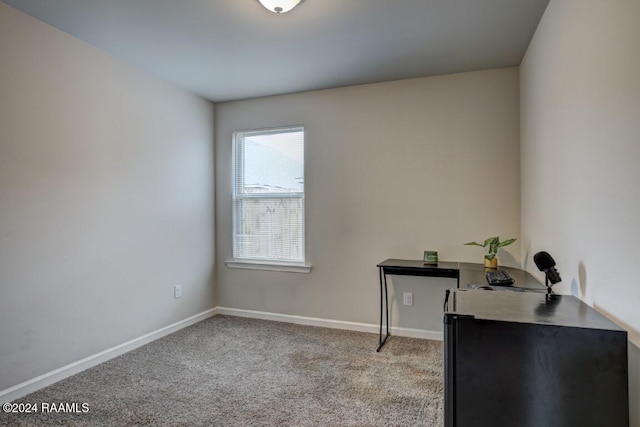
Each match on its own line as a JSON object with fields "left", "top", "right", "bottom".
{"left": 257, "top": 0, "right": 302, "bottom": 14}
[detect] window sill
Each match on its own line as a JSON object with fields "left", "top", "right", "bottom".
{"left": 225, "top": 260, "right": 312, "bottom": 274}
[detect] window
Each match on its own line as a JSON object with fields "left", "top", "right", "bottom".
{"left": 232, "top": 126, "right": 306, "bottom": 270}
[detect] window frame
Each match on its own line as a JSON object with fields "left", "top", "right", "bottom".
{"left": 228, "top": 125, "right": 310, "bottom": 273}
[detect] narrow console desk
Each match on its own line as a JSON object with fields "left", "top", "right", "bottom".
{"left": 376, "top": 259, "right": 545, "bottom": 351}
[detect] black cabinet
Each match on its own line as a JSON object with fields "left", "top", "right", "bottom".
{"left": 444, "top": 290, "right": 629, "bottom": 427}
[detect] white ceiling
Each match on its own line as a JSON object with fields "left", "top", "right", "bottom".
{"left": 2, "top": 0, "right": 549, "bottom": 102}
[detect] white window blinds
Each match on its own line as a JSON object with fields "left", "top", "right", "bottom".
{"left": 233, "top": 126, "right": 305, "bottom": 264}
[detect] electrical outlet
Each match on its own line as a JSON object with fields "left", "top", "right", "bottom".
{"left": 403, "top": 292, "right": 413, "bottom": 306}
{"left": 174, "top": 284, "right": 182, "bottom": 299}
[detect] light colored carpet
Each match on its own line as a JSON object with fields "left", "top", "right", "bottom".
{"left": 1, "top": 315, "right": 444, "bottom": 426}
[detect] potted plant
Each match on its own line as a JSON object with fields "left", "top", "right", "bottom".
{"left": 464, "top": 236, "right": 517, "bottom": 269}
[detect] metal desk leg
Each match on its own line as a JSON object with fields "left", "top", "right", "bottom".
{"left": 377, "top": 266, "right": 390, "bottom": 352}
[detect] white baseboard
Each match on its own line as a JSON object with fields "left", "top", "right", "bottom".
{"left": 214, "top": 306, "right": 444, "bottom": 342}
{"left": 0, "top": 308, "right": 216, "bottom": 404}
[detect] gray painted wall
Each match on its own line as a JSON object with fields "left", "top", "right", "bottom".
{"left": 4, "top": 2, "right": 635, "bottom": 420}
{"left": 215, "top": 68, "right": 521, "bottom": 332}
{"left": 520, "top": 1, "right": 640, "bottom": 424}
{"left": 0, "top": 4, "right": 216, "bottom": 391}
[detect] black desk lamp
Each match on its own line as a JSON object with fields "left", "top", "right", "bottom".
{"left": 533, "top": 251, "right": 562, "bottom": 293}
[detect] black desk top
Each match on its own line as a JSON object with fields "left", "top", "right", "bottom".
{"left": 378, "top": 259, "right": 461, "bottom": 270}
{"left": 377, "top": 259, "right": 545, "bottom": 290}
{"left": 459, "top": 263, "right": 544, "bottom": 290}
{"left": 444, "top": 290, "right": 625, "bottom": 331}
{"left": 377, "top": 259, "right": 460, "bottom": 276}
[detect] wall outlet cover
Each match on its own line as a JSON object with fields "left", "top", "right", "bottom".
{"left": 403, "top": 292, "right": 413, "bottom": 306}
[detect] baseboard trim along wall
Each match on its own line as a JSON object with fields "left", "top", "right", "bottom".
{"left": 0, "top": 309, "right": 217, "bottom": 404}
{"left": 214, "top": 306, "right": 444, "bottom": 342}
{"left": 1, "top": 306, "right": 442, "bottom": 404}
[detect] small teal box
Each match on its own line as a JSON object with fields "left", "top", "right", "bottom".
{"left": 423, "top": 251, "right": 438, "bottom": 265}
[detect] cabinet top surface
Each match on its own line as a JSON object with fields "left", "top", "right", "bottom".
{"left": 444, "top": 290, "right": 624, "bottom": 332}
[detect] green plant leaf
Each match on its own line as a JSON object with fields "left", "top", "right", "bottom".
{"left": 466, "top": 236, "right": 516, "bottom": 261}
{"left": 497, "top": 238, "right": 517, "bottom": 247}
{"left": 484, "top": 237, "right": 498, "bottom": 247}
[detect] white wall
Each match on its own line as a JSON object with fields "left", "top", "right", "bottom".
{"left": 216, "top": 68, "right": 521, "bottom": 332}
{"left": 520, "top": 1, "right": 640, "bottom": 424}
{"left": 0, "top": 3, "right": 215, "bottom": 391}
